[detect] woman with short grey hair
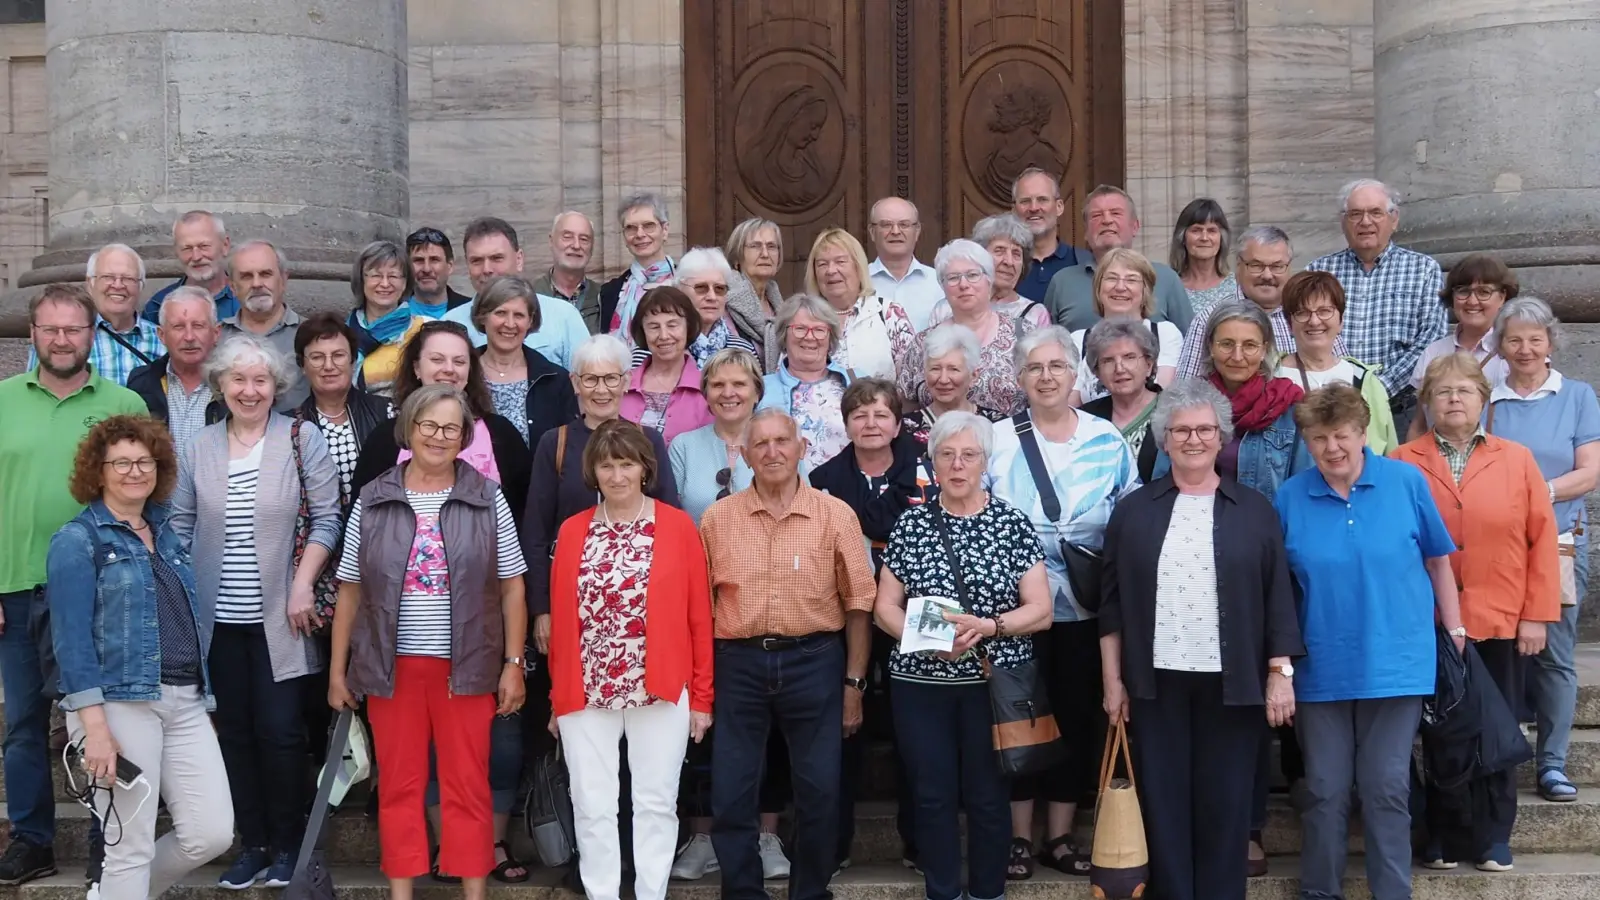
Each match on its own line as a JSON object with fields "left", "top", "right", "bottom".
{"left": 761, "top": 294, "right": 854, "bottom": 468}
{"left": 900, "top": 323, "right": 1007, "bottom": 444}
{"left": 676, "top": 247, "right": 759, "bottom": 366}
{"left": 1485, "top": 295, "right": 1600, "bottom": 803}
{"left": 901, "top": 239, "right": 1028, "bottom": 416}
{"left": 1080, "top": 318, "right": 1163, "bottom": 481}
{"left": 172, "top": 334, "right": 341, "bottom": 888}
{"left": 930, "top": 215, "right": 1049, "bottom": 331}
{"left": 348, "top": 240, "right": 427, "bottom": 398}
{"left": 724, "top": 217, "right": 785, "bottom": 367}
{"left": 1101, "top": 375, "right": 1301, "bottom": 900}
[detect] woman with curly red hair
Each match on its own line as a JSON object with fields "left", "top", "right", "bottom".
{"left": 46, "top": 414, "right": 233, "bottom": 900}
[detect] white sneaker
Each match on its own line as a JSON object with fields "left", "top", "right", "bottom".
{"left": 671, "top": 834, "right": 720, "bottom": 881}
{"left": 759, "top": 833, "right": 791, "bottom": 880}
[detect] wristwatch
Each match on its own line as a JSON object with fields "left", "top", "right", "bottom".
{"left": 844, "top": 676, "right": 867, "bottom": 693}
{"left": 504, "top": 655, "right": 525, "bottom": 668}
{"left": 1449, "top": 626, "right": 1468, "bottom": 639}
{"left": 1269, "top": 663, "right": 1294, "bottom": 679}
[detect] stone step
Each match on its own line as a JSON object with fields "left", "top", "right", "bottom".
{"left": 6, "top": 788, "right": 1599, "bottom": 868}
{"left": 7, "top": 857, "right": 1600, "bottom": 900}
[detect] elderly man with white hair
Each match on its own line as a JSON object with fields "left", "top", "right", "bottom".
{"left": 532, "top": 211, "right": 602, "bottom": 334}
{"left": 897, "top": 239, "right": 1027, "bottom": 416}
{"left": 674, "top": 247, "right": 760, "bottom": 367}
{"left": 142, "top": 210, "right": 239, "bottom": 324}
{"left": 1307, "top": 178, "right": 1446, "bottom": 436}
{"left": 126, "top": 286, "right": 226, "bottom": 445}
{"left": 33, "top": 243, "right": 165, "bottom": 385}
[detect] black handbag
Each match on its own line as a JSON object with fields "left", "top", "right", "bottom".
{"left": 1013, "top": 411, "right": 1104, "bottom": 611}
{"left": 524, "top": 747, "right": 577, "bottom": 868}
{"left": 931, "top": 506, "right": 1066, "bottom": 777}
{"left": 286, "top": 708, "right": 354, "bottom": 900}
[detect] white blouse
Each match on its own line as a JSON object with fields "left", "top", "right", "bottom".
{"left": 1152, "top": 493, "right": 1222, "bottom": 673}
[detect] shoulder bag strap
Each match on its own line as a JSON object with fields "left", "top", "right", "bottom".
{"left": 294, "top": 707, "right": 354, "bottom": 877}
{"left": 554, "top": 425, "right": 569, "bottom": 479}
{"left": 99, "top": 322, "right": 156, "bottom": 366}
{"left": 929, "top": 504, "right": 972, "bottom": 610}
{"left": 1012, "top": 411, "right": 1062, "bottom": 524}
{"left": 1485, "top": 401, "right": 1496, "bottom": 435}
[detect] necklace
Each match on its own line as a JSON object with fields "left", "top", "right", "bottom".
{"left": 316, "top": 405, "right": 349, "bottom": 422}
{"left": 600, "top": 496, "right": 648, "bottom": 528}
{"left": 484, "top": 352, "right": 524, "bottom": 379}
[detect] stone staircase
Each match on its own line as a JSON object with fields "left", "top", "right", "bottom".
{"left": 1, "top": 644, "right": 1597, "bottom": 898}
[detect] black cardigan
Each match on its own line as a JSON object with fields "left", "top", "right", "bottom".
{"left": 126, "top": 354, "right": 227, "bottom": 428}
{"left": 807, "top": 434, "right": 927, "bottom": 545}
{"left": 348, "top": 410, "right": 531, "bottom": 527}
{"left": 1098, "top": 475, "right": 1304, "bottom": 707}
{"left": 296, "top": 388, "right": 391, "bottom": 457}
{"left": 1081, "top": 389, "right": 1160, "bottom": 484}
{"left": 510, "top": 345, "right": 580, "bottom": 450}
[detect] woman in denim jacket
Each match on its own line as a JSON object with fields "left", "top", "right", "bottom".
{"left": 47, "top": 415, "right": 233, "bottom": 900}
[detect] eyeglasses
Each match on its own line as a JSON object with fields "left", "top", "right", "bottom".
{"left": 1343, "top": 208, "right": 1391, "bottom": 223}
{"left": 1100, "top": 275, "right": 1145, "bottom": 289}
{"left": 715, "top": 467, "right": 733, "bottom": 500}
{"left": 407, "top": 228, "right": 450, "bottom": 248}
{"left": 940, "top": 271, "right": 986, "bottom": 287}
{"left": 1212, "top": 339, "right": 1265, "bottom": 357}
{"left": 103, "top": 458, "right": 158, "bottom": 474}
{"left": 1431, "top": 387, "right": 1477, "bottom": 400}
{"left": 686, "top": 282, "right": 731, "bottom": 297}
{"left": 32, "top": 325, "right": 91, "bottom": 339}
{"left": 789, "top": 324, "right": 830, "bottom": 340}
{"left": 871, "top": 220, "right": 919, "bottom": 232}
{"left": 1021, "top": 361, "right": 1072, "bottom": 379}
{"left": 577, "top": 373, "right": 625, "bottom": 389}
{"left": 1167, "top": 425, "right": 1220, "bottom": 443}
{"left": 1291, "top": 307, "right": 1339, "bottom": 323}
{"left": 1240, "top": 261, "right": 1290, "bottom": 276}
{"left": 92, "top": 274, "right": 141, "bottom": 286}
{"left": 744, "top": 241, "right": 780, "bottom": 254}
{"left": 623, "top": 221, "right": 662, "bottom": 237}
{"left": 934, "top": 449, "right": 985, "bottom": 468}
{"left": 415, "top": 420, "right": 464, "bottom": 440}
{"left": 1452, "top": 285, "right": 1503, "bottom": 301}
{"left": 364, "top": 270, "right": 406, "bottom": 284}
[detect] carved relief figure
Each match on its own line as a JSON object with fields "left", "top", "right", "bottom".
{"left": 739, "top": 85, "right": 830, "bottom": 212}
{"left": 980, "top": 87, "right": 1065, "bottom": 205}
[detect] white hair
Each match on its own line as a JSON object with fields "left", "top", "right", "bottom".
{"left": 933, "top": 238, "right": 995, "bottom": 282}
{"left": 1151, "top": 378, "right": 1235, "bottom": 446}
{"left": 171, "top": 210, "right": 226, "bottom": 241}
{"left": 743, "top": 406, "right": 800, "bottom": 445}
{"left": 157, "top": 285, "right": 218, "bottom": 327}
{"left": 923, "top": 323, "right": 981, "bottom": 373}
{"left": 1236, "top": 225, "right": 1293, "bottom": 258}
{"left": 86, "top": 243, "right": 146, "bottom": 281}
{"left": 1012, "top": 324, "right": 1079, "bottom": 372}
{"left": 205, "top": 333, "right": 293, "bottom": 396}
{"left": 928, "top": 410, "right": 995, "bottom": 460}
{"left": 1338, "top": 179, "right": 1401, "bottom": 215}
{"left": 616, "top": 192, "right": 669, "bottom": 226}
{"left": 675, "top": 247, "right": 735, "bottom": 284}
{"left": 1494, "top": 295, "right": 1565, "bottom": 355}
{"left": 550, "top": 210, "right": 595, "bottom": 235}
{"left": 227, "top": 240, "right": 289, "bottom": 279}
{"left": 571, "top": 333, "right": 630, "bottom": 374}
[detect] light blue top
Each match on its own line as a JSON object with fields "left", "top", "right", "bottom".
{"left": 442, "top": 292, "right": 589, "bottom": 370}
{"left": 1484, "top": 371, "right": 1600, "bottom": 536}
{"left": 1274, "top": 449, "right": 1455, "bottom": 702}
{"left": 669, "top": 423, "right": 756, "bottom": 525}
{"left": 987, "top": 411, "right": 1138, "bottom": 621}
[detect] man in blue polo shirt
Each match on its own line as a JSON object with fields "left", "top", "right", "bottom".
{"left": 1011, "top": 167, "right": 1082, "bottom": 302}
{"left": 141, "top": 210, "right": 239, "bottom": 324}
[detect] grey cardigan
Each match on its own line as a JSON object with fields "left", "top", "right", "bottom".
{"left": 171, "top": 411, "right": 342, "bottom": 681}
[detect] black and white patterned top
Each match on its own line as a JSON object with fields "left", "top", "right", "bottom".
{"left": 883, "top": 495, "right": 1043, "bottom": 684}
{"left": 216, "top": 439, "right": 265, "bottom": 624}
{"left": 1153, "top": 493, "right": 1221, "bottom": 672}
{"left": 316, "top": 414, "right": 362, "bottom": 503}
{"left": 152, "top": 553, "right": 200, "bottom": 686}
{"left": 486, "top": 379, "right": 532, "bottom": 444}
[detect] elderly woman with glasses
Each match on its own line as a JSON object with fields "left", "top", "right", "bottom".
{"left": 1405, "top": 253, "right": 1517, "bottom": 441}
{"left": 1274, "top": 383, "right": 1464, "bottom": 900}
{"left": 1101, "top": 379, "right": 1302, "bottom": 900}
{"left": 1481, "top": 296, "right": 1600, "bottom": 803}
{"left": 806, "top": 228, "right": 916, "bottom": 381}
{"left": 170, "top": 334, "right": 341, "bottom": 889}
{"left": 900, "top": 323, "right": 1008, "bottom": 445}
{"left": 1274, "top": 272, "right": 1397, "bottom": 454}
{"left": 622, "top": 286, "right": 715, "bottom": 446}
{"left": 1079, "top": 318, "right": 1162, "bottom": 483}
{"left": 293, "top": 313, "right": 393, "bottom": 508}
{"left": 676, "top": 247, "right": 760, "bottom": 367}
{"left": 759, "top": 293, "right": 855, "bottom": 469}
{"left": 1068, "top": 248, "right": 1180, "bottom": 406}
{"left": 899, "top": 239, "right": 1027, "bottom": 417}
{"left": 723, "top": 218, "right": 784, "bottom": 368}
{"left": 989, "top": 325, "right": 1138, "bottom": 879}
{"left": 928, "top": 215, "right": 1051, "bottom": 332}
{"left": 472, "top": 276, "right": 580, "bottom": 447}
{"left": 347, "top": 240, "right": 428, "bottom": 398}
{"left": 875, "top": 411, "right": 1052, "bottom": 900}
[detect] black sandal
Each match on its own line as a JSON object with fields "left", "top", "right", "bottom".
{"left": 1006, "top": 838, "right": 1035, "bottom": 880}
{"left": 430, "top": 849, "right": 462, "bottom": 885}
{"left": 1039, "top": 834, "right": 1091, "bottom": 875}
{"left": 491, "top": 841, "right": 530, "bottom": 884}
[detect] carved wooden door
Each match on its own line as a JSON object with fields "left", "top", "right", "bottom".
{"left": 684, "top": 0, "right": 1122, "bottom": 294}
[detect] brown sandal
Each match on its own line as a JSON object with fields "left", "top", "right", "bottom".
{"left": 1039, "top": 834, "right": 1091, "bottom": 875}
{"left": 1006, "top": 838, "right": 1035, "bottom": 880}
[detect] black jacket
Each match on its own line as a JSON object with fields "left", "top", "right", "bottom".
{"left": 447, "top": 286, "right": 474, "bottom": 311}
{"left": 1099, "top": 475, "right": 1304, "bottom": 706}
{"left": 1081, "top": 392, "right": 1159, "bottom": 484}
{"left": 598, "top": 271, "right": 628, "bottom": 337}
{"left": 349, "top": 410, "right": 531, "bottom": 527}
{"left": 807, "top": 434, "right": 927, "bottom": 544}
{"left": 126, "top": 355, "right": 227, "bottom": 428}
{"left": 295, "top": 388, "right": 392, "bottom": 466}
{"left": 510, "top": 345, "right": 580, "bottom": 450}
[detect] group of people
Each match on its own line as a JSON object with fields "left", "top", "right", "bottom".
{"left": 0, "top": 167, "right": 1593, "bottom": 900}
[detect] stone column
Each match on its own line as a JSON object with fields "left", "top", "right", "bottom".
{"left": 1, "top": 0, "right": 408, "bottom": 333}
{"left": 1373, "top": 2, "right": 1600, "bottom": 321}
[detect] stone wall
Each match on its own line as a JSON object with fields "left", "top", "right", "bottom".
{"left": 0, "top": 23, "right": 45, "bottom": 293}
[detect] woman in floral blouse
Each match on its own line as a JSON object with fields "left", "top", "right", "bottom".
{"left": 548, "top": 419, "right": 714, "bottom": 900}
{"left": 874, "top": 410, "right": 1052, "bottom": 900}
{"left": 898, "top": 239, "right": 1028, "bottom": 416}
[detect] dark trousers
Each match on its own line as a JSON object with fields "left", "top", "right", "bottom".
{"left": 682, "top": 725, "right": 791, "bottom": 818}
{"left": 1011, "top": 619, "right": 1104, "bottom": 806}
{"left": 1250, "top": 724, "right": 1304, "bottom": 832}
{"left": 1130, "top": 671, "right": 1259, "bottom": 900}
{"left": 893, "top": 679, "right": 1009, "bottom": 900}
{"left": 839, "top": 627, "right": 913, "bottom": 864}
{"left": 1427, "top": 637, "right": 1522, "bottom": 858}
{"left": 211, "top": 623, "right": 308, "bottom": 853}
{"left": 711, "top": 635, "right": 843, "bottom": 900}
{"left": 0, "top": 589, "right": 55, "bottom": 846}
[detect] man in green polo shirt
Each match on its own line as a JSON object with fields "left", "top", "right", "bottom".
{"left": 0, "top": 283, "right": 146, "bottom": 886}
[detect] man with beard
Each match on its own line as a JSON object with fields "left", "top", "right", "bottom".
{"left": 0, "top": 284, "right": 145, "bottom": 888}
{"left": 531, "top": 211, "right": 602, "bottom": 334}
{"left": 441, "top": 216, "right": 589, "bottom": 368}
{"left": 405, "top": 226, "right": 472, "bottom": 317}
{"left": 141, "top": 211, "right": 239, "bottom": 324}
{"left": 1010, "top": 168, "right": 1083, "bottom": 302}
{"left": 127, "top": 286, "right": 226, "bottom": 445}
{"left": 222, "top": 240, "right": 306, "bottom": 409}
{"left": 1042, "top": 185, "right": 1195, "bottom": 333}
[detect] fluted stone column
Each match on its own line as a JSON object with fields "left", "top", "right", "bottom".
{"left": 1373, "top": 1, "right": 1600, "bottom": 321}
{"left": 0, "top": 0, "right": 408, "bottom": 335}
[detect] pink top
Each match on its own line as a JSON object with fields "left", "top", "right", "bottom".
{"left": 397, "top": 418, "right": 502, "bottom": 485}
{"left": 620, "top": 355, "right": 715, "bottom": 446}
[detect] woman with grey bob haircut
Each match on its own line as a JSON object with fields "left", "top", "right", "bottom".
{"left": 1198, "top": 302, "right": 1277, "bottom": 380}
{"left": 933, "top": 238, "right": 996, "bottom": 282}
{"left": 930, "top": 214, "right": 1050, "bottom": 332}
{"left": 1011, "top": 325, "right": 1080, "bottom": 374}
{"left": 902, "top": 323, "right": 1008, "bottom": 444}
{"left": 928, "top": 408, "right": 997, "bottom": 460}
{"left": 1080, "top": 319, "right": 1163, "bottom": 481}
{"left": 723, "top": 217, "right": 785, "bottom": 367}
{"left": 1150, "top": 378, "right": 1235, "bottom": 448}
{"left": 773, "top": 293, "right": 843, "bottom": 359}
{"left": 206, "top": 333, "right": 296, "bottom": 398}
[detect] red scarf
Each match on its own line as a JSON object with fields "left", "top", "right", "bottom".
{"left": 1210, "top": 372, "right": 1303, "bottom": 434}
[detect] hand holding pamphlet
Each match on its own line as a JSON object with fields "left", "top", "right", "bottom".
{"left": 900, "top": 595, "right": 966, "bottom": 654}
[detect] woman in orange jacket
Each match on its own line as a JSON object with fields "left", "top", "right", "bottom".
{"left": 1393, "top": 351, "right": 1560, "bottom": 872}
{"left": 547, "top": 418, "right": 714, "bottom": 900}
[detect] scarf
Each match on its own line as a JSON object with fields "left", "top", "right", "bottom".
{"left": 1210, "top": 372, "right": 1303, "bottom": 434}
{"left": 610, "top": 258, "right": 676, "bottom": 336}
{"left": 349, "top": 305, "right": 415, "bottom": 356}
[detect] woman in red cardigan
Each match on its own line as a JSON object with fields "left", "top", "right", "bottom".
{"left": 548, "top": 418, "right": 714, "bottom": 900}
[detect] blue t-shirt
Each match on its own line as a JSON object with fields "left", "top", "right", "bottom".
{"left": 1484, "top": 374, "right": 1600, "bottom": 535}
{"left": 1274, "top": 449, "right": 1455, "bottom": 703}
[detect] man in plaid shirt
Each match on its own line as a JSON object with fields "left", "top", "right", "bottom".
{"left": 25, "top": 243, "right": 163, "bottom": 386}
{"left": 1308, "top": 179, "right": 1445, "bottom": 436}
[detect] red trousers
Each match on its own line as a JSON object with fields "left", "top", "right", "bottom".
{"left": 367, "top": 656, "right": 495, "bottom": 879}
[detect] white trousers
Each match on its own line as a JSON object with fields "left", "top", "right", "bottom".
{"left": 65, "top": 684, "right": 234, "bottom": 900}
{"left": 558, "top": 691, "right": 691, "bottom": 900}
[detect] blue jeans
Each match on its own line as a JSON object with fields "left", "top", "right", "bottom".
{"left": 892, "top": 678, "right": 1009, "bottom": 900}
{"left": 711, "top": 635, "right": 843, "bottom": 900}
{"left": 0, "top": 589, "right": 54, "bottom": 846}
{"left": 1533, "top": 540, "right": 1588, "bottom": 773}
